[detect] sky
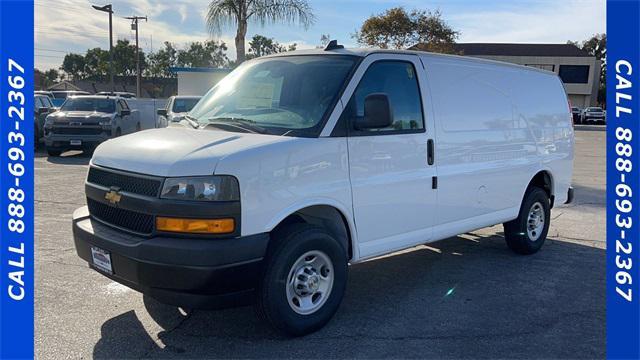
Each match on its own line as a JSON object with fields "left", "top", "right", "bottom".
{"left": 35, "top": 0, "right": 606, "bottom": 70}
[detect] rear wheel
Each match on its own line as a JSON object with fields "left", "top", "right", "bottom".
{"left": 503, "top": 187, "right": 550, "bottom": 255}
{"left": 256, "top": 224, "right": 348, "bottom": 336}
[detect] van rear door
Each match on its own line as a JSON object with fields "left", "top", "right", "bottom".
{"left": 339, "top": 54, "right": 437, "bottom": 258}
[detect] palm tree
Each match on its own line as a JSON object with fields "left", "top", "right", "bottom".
{"left": 206, "top": 0, "right": 315, "bottom": 64}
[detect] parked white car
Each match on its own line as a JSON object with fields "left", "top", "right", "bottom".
{"left": 156, "top": 95, "right": 201, "bottom": 127}
{"left": 73, "top": 46, "right": 574, "bottom": 336}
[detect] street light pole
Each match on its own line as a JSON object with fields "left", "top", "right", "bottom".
{"left": 125, "top": 15, "right": 147, "bottom": 98}
{"left": 91, "top": 4, "right": 114, "bottom": 92}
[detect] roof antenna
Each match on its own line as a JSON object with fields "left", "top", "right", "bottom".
{"left": 325, "top": 40, "right": 344, "bottom": 51}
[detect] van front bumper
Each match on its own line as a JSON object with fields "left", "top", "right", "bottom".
{"left": 72, "top": 206, "right": 269, "bottom": 309}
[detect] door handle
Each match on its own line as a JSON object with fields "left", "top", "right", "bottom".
{"left": 427, "top": 139, "right": 434, "bottom": 165}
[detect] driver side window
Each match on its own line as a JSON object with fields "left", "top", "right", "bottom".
{"left": 339, "top": 60, "right": 424, "bottom": 135}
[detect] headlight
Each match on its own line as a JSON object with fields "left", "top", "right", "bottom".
{"left": 161, "top": 176, "right": 239, "bottom": 201}
{"left": 99, "top": 115, "right": 113, "bottom": 126}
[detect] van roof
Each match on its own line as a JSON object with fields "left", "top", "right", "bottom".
{"left": 264, "top": 47, "right": 556, "bottom": 76}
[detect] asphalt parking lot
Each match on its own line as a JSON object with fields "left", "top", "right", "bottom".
{"left": 35, "top": 129, "right": 605, "bottom": 359}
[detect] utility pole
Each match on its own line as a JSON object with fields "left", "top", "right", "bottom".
{"left": 125, "top": 15, "right": 147, "bottom": 98}
{"left": 92, "top": 4, "right": 114, "bottom": 92}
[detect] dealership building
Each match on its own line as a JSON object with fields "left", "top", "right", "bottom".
{"left": 410, "top": 43, "right": 601, "bottom": 108}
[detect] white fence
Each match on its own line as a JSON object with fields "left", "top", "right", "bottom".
{"left": 127, "top": 98, "right": 168, "bottom": 129}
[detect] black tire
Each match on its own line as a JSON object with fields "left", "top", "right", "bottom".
{"left": 34, "top": 123, "right": 40, "bottom": 150}
{"left": 115, "top": 128, "right": 122, "bottom": 137}
{"left": 503, "top": 187, "right": 551, "bottom": 255}
{"left": 136, "top": 123, "right": 141, "bottom": 131}
{"left": 46, "top": 148, "right": 62, "bottom": 157}
{"left": 256, "top": 223, "right": 348, "bottom": 336}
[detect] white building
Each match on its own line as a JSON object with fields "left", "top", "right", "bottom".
{"left": 411, "top": 43, "right": 601, "bottom": 108}
{"left": 170, "top": 67, "right": 232, "bottom": 96}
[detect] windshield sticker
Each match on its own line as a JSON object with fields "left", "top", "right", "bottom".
{"left": 238, "top": 82, "right": 274, "bottom": 108}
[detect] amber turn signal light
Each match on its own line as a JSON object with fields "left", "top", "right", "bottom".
{"left": 156, "top": 217, "right": 235, "bottom": 234}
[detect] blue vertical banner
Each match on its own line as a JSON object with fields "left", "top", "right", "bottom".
{"left": 0, "top": 0, "right": 35, "bottom": 359}
{"left": 607, "top": 0, "right": 640, "bottom": 359}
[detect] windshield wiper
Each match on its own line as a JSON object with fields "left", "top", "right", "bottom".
{"left": 182, "top": 114, "right": 200, "bottom": 129}
{"left": 205, "top": 117, "right": 269, "bottom": 134}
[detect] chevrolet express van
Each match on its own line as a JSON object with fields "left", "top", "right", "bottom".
{"left": 73, "top": 45, "right": 574, "bottom": 336}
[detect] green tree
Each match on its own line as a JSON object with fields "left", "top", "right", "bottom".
{"left": 354, "top": 7, "right": 459, "bottom": 53}
{"left": 147, "top": 42, "right": 178, "bottom": 78}
{"left": 60, "top": 53, "right": 86, "bottom": 80}
{"left": 246, "top": 34, "right": 296, "bottom": 59}
{"left": 568, "top": 33, "right": 606, "bottom": 106}
{"left": 44, "top": 69, "right": 60, "bottom": 84}
{"left": 84, "top": 48, "right": 110, "bottom": 79}
{"left": 113, "top": 39, "right": 147, "bottom": 76}
{"left": 206, "top": 0, "right": 314, "bottom": 64}
{"left": 35, "top": 68, "right": 60, "bottom": 88}
{"left": 176, "top": 40, "right": 229, "bottom": 68}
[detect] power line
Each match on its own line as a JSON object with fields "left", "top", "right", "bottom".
{"left": 34, "top": 47, "right": 71, "bottom": 53}
{"left": 35, "top": 54, "right": 66, "bottom": 58}
{"left": 34, "top": 31, "right": 110, "bottom": 41}
{"left": 34, "top": 26, "right": 115, "bottom": 38}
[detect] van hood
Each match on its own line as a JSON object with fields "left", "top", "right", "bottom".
{"left": 92, "top": 127, "right": 292, "bottom": 177}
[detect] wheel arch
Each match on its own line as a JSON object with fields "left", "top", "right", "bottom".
{"left": 268, "top": 202, "right": 357, "bottom": 261}
{"left": 526, "top": 169, "right": 554, "bottom": 207}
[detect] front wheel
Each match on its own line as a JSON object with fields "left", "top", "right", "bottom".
{"left": 46, "top": 148, "right": 62, "bottom": 157}
{"left": 503, "top": 187, "right": 551, "bottom": 255}
{"left": 256, "top": 224, "right": 348, "bottom": 336}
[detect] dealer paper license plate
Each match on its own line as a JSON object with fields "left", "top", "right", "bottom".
{"left": 90, "top": 246, "right": 113, "bottom": 274}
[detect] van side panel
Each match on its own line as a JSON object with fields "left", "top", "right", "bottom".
{"left": 422, "top": 55, "right": 573, "bottom": 236}
{"left": 214, "top": 137, "right": 357, "bottom": 253}
{"left": 511, "top": 72, "right": 574, "bottom": 204}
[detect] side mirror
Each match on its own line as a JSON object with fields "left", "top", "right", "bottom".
{"left": 157, "top": 108, "right": 167, "bottom": 116}
{"left": 120, "top": 109, "right": 131, "bottom": 116}
{"left": 355, "top": 93, "right": 393, "bottom": 130}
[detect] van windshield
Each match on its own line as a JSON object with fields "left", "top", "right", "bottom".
{"left": 189, "top": 55, "right": 358, "bottom": 136}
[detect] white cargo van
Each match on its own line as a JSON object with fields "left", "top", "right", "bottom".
{"left": 73, "top": 44, "right": 574, "bottom": 336}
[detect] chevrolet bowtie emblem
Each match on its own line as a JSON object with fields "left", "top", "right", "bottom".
{"left": 105, "top": 188, "right": 122, "bottom": 204}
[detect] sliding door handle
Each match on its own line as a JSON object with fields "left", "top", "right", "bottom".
{"left": 427, "top": 139, "right": 434, "bottom": 165}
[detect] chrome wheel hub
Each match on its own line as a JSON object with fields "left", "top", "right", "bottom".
{"left": 286, "top": 250, "right": 334, "bottom": 315}
{"left": 527, "top": 201, "right": 545, "bottom": 241}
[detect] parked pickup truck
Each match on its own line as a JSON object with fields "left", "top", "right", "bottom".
{"left": 581, "top": 106, "right": 606, "bottom": 124}
{"left": 44, "top": 95, "right": 141, "bottom": 156}
{"left": 156, "top": 95, "right": 202, "bottom": 127}
{"left": 72, "top": 44, "right": 574, "bottom": 336}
